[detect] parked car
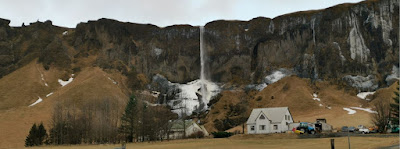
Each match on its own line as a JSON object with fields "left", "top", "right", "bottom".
{"left": 391, "top": 125, "right": 399, "bottom": 133}
{"left": 369, "top": 126, "right": 378, "bottom": 133}
{"left": 341, "top": 126, "right": 348, "bottom": 132}
{"left": 348, "top": 126, "right": 356, "bottom": 132}
{"left": 358, "top": 125, "right": 370, "bottom": 134}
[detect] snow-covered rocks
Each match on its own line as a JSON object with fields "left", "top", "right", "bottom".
{"left": 265, "top": 69, "right": 291, "bottom": 84}
{"left": 29, "top": 97, "right": 43, "bottom": 107}
{"left": 153, "top": 48, "right": 163, "bottom": 56}
{"left": 343, "top": 75, "right": 378, "bottom": 92}
{"left": 245, "top": 83, "right": 267, "bottom": 91}
{"left": 386, "top": 65, "right": 399, "bottom": 85}
{"left": 246, "top": 68, "right": 292, "bottom": 91}
{"left": 151, "top": 74, "right": 220, "bottom": 116}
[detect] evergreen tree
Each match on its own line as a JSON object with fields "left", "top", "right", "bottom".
{"left": 25, "top": 123, "right": 48, "bottom": 147}
{"left": 120, "top": 95, "right": 138, "bottom": 142}
{"left": 25, "top": 124, "right": 38, "bottom": 147}
{"left": 391, "top": 82, "right": 399, "bottom": 125}
{"left": 37, "top": 122, "right": 47, "bottom": 145}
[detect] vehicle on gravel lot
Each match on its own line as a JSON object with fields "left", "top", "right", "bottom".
{"left": 296, "top": 122, "right": 316, "bottom": 134}
{"left": 358, "top": 126, "right": 370, "bottom": 134}
{"left": 348, "top": 126, "right": 356, "bottom": 132}
{"left": 341, "top": 126, "right": 348, "bottom": 132}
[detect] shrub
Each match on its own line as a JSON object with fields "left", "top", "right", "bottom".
{"left": 188, "top": 131, "right": 205, "bottom": 139}
{"left": 211, "top": 132, "right": 233, "bottom": 138}
{"left": 256, "top": 96, "right": 262, "bottom": 101}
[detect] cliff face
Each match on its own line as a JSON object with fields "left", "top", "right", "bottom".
{"left": 0, "top": 0, "right": 398, "bottom": 89}
{"left": 204, "top": 0, "right": 399, "bottom": 88}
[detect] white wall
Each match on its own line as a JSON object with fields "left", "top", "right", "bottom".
{"left": 247, "top": 109, "right": 294, "bottom": 134}
{"left": 280, "top": 110, "right": 294, "bottom": 132}
{"left": 247, "top": 124, "right": 256, "bottom": 134}
{"left": 255, "top": 113, "right": 270, "bottom": 134}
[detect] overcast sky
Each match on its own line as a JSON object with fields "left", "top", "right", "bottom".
{"left": 0, "top": 0, "right": 364, "bottom": 28}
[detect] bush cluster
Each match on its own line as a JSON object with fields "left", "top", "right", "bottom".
{"left": 211, "top": 132, "right": 233, "bottom": 138}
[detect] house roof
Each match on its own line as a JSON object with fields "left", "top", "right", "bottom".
{"left": 246, "top": 107, "right": 290, "bottom": 124}
{"left": 170, "top": 120, "right": 195, "bottom": 130}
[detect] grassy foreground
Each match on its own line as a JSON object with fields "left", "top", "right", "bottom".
{"left": 31, "top": 134, "right": 399, "bottom": 149}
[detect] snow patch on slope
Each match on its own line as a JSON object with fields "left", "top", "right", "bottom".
{"left": 29, "top": 97, "right": 43, "bottom": 107}
{"left": 357, "top": 92, "right": 375, "bottom": 100}
{"left": 107, "top": 77, "right": 118, "bottom": 85}
{"left": 350, "top": 107, "right": 377, "bottom": 114}
{"left": 58, "top": 75, "right": 74, "bottom": 87}
{"left": 312, "top": 93, "right": 321, "bottom": 101}
{"left": 343, "top": 108, "right": 356, "bottom": 114}
{"left": 46, "top": 92, "right": 53, "bottom": 97}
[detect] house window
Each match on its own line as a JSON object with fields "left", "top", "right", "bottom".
{"left": 251, "top": 126, "right": 255, "bottom": 131}
{"left": 273, "top": 125, "right": 278, "bottom": 130}
{"left": 259, "top": 125, "right": 265, "bottom": 130}
{"left": 259, "top": 115, "right": 265, "bottom": 120}
{"left": 285, "top": 115, "right": 287, "bottom": 120}
{"left": 288, "top": 116, "right": 291, "bottom": 121}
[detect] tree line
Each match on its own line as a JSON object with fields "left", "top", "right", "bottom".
{"left": 25, "top": 94, "right": 177, "bottom": 147}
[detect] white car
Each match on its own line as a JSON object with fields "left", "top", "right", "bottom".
{"left": 358, "top": 125, "right": 369, "bottom": 134}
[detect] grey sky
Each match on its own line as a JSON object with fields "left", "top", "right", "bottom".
{"left": 0, "top": 0, "right": 363, "bottom": 28}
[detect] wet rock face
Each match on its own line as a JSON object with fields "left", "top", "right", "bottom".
{"left": 73, "top": 19, "right": 201, "bottom": 83}
{"left": 203, "top": 0, "right": 399, "bottom": 86}
{"left": 0, "top": 0, "right": 398, "bottom": 89}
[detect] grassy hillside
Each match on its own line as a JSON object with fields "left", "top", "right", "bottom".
{"left": 204, "top": 76, "right": 392, "bottom": 133}
{"left": 0, "top": 61, "right": 129, "bottom": 148}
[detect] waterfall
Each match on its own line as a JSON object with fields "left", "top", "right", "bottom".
{"left": 199, "top": 26, "right": 207, "bottom": 109}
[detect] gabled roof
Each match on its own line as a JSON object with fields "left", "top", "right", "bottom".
{"left": 246, "top": 107, "right": 290, "bottom": 124}
{"left": 170, "top": 120, "right": 195, "bottom": 130}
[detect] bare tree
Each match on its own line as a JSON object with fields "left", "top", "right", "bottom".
{"left": 49, "top": 98, "right": 121, "bottom": 145}
{"left": 372, "top": 100, "right": 391, "bottom": 133}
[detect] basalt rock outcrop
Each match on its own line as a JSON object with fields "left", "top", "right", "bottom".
{"left": 0, "top": 0, "right": 398, "bottom": 91}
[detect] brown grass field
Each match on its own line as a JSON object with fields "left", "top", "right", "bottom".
{"left": 30, "top": 134, "right": 399, "bottom": 149}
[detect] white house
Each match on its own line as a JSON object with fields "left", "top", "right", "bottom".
{"left": 246, "top": 107, "right": 294, "bottom": 134}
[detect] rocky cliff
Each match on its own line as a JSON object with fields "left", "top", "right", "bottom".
{"left": 0, "top": 0, "right": 398, "bottom": 90}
